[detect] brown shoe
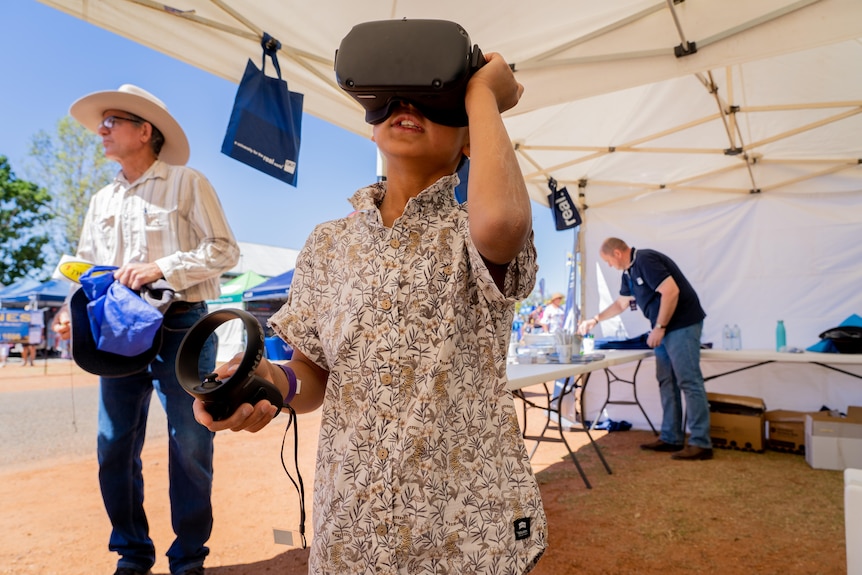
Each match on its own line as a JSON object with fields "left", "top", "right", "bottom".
{"left": 671, "top": 445, "right": 714, "bottom": 460}
{"left": 640, "top": 438, "right": 684, "bottom": 452}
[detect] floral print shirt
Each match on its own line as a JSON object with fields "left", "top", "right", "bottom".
{"left": 270, "top": 175, "right": 547, "bottom": 574}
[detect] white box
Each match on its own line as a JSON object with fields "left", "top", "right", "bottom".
{"left": 804, "top": 407, "right": 862, "bottom": 471}
{"left": 846, "top": 469, "right": 862, "bottom": 575}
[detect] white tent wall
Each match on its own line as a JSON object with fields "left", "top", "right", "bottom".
{"left": 576, "top": 189, "right": 862, "bottom": 429}
{"left": 584, "top": 190, "right": 862, "bottom": 350}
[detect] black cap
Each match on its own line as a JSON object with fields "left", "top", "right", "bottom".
{"left": 69, "top": 287, "right": 162, "bottom": 378}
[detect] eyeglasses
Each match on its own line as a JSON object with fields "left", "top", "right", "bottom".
{"left": 99, "top": 115, "right": 144, "bottom": 130}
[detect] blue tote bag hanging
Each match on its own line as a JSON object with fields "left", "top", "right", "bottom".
{"left": 222, "top": 33, "right": 303, "bottom": 186}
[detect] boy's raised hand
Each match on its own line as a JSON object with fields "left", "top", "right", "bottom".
{"left": 467, "top": 52, "right": 523, "bottom": 114}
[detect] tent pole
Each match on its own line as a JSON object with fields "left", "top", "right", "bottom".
{"left": 124, "top": 0, "right": 350, "bottom": 101}
{"left": 577, "top": 181, "right": 587, "bottom": 331}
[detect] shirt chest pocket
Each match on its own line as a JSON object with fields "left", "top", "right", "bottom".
{"left": 144, "top": 207, "right": 174, "bottom": 230}
{"left": 96, "top": 214, "right": 116, "bottom": 252}
{"left": 97, "top": 214, "right": 115, "bottom": 235}
{"left": 143, "top": 207, "right": 177, "bottom": 247}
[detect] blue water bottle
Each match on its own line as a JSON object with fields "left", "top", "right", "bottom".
{"left": 776, "top": 320, "right": 786, "bottom": 352}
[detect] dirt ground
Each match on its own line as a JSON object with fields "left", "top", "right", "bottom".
{"left": 0, "top": 359, "right": 847, "bottom": 575}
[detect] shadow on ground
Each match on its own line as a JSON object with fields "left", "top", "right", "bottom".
{"left": 188, "top": 547, "right": 309, "bottom": 575}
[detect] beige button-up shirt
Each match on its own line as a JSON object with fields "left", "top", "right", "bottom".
{"left": 76, "top": 160, "right": 239, "bottom": 302}
{"left": 271, "top": 175, "right": 547, "bottom": 575}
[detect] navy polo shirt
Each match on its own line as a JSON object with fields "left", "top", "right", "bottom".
{"left": 620, "top": 247, "right": 705, "bottom": 332}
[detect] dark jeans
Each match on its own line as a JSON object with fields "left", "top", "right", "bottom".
{"left": 98, "top": 303, "right": 216, "bottom": 574}
{"left": 653, "top": 321, "right": 712, "bottom": 448}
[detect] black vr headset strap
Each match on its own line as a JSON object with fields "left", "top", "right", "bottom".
{"left": 261, "top": 32, "right": 282, "bottom": 79}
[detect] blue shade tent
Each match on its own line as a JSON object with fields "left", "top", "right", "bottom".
{"left": 0, "top": 278, "right": 74, "bottom": 306}
{"left": 243, "top": 269, "right": 294, "bottom": 301}
{"left": 241, "top": 269, "right": 295, "bottom": 360}
{"left": 0, "top": 278, "right": 41, "bottom": 300}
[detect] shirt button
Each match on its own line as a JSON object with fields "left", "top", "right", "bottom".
{"left": 377, "top": 447, "right": 389, "bottom": 460}
{"left": 376, "top": 523, "right": 388, "bottom": 536}
{"left": 381, "top": 373, "right": 393, "bottom": 385}
{"left": 389, "top": 238, "right": 401, "bottom": 249}
{"left": 381, "top": 298, "right": 392, "bottom": 311}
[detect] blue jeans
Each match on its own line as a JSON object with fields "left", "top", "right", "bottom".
{"left": 653, "top": 321, "right": 712, "bottom": 448}
{"left": 98, "top": 303, "right": 216, "bottom": 574}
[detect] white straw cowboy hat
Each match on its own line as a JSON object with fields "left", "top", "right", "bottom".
{"left": 70, "top": 84, "right": 190, "bottom": 165}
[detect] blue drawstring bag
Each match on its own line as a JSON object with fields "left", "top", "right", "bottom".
{"left": 79, "top": 266, "right": 164, "bottom": 357}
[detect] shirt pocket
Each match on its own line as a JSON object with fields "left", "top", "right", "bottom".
{"left": 143, "top": 206, "right": 176, "bottom": 245}
{"left": 97, "top": 214, "right": 115, "bottom": 234}
{"left": 96, "top": 214, "right": 116, "bottom": 252}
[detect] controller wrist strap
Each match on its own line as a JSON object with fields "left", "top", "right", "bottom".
{"left": 280, "top": 404, "right": 307, "bottom": 549}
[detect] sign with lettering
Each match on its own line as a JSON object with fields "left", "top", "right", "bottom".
{"left": 547, "top": 178, "right": 582, "bottom": 231}
{"left": 0, "top": 309, "right": 32, "bottom": 343}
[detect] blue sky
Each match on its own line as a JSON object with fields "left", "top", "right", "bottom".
{"left": 1, "top": 1, "right": 571, "bottom": 297}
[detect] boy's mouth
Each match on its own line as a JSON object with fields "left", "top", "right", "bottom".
{"left": 390, "top": 112, "right": 424, "bottom": 131}
{"left": 396, "top": 119, "right": 420, "bottom": 129}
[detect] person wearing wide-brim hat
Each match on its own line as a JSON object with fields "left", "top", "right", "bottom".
{"left": 70, "top": 83, "right": 190, "bottom": 166}
{"left": 540, "top": 292, "right": 566, "bottom": 333}
{"left": 63, "top": 84, "right": 240, "bottom": 575}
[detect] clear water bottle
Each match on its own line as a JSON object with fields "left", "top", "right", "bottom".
{"left": 582, "top": 333, "right": 595, "bottom": 354}
{"left": 776, "top": 320, "right": 786, "bottom": 352}
{"left": 722, "top": 324, "right": 732, "bottom": 350}
{"left": 731, "top": 324, "right": 742, "bottom": 350}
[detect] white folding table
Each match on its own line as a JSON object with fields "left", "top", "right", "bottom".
{"left": 700, "top": 349, "right": 862, "bottom": 382}
{"left": 506, "top": 350, "right": 654, "bottom": 488}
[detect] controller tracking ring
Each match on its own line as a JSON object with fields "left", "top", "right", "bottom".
{"left": 176, "top": 308, "right": 283, "bottom": 420}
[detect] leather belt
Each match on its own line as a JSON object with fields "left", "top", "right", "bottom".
{"left": 166, "top": 301, "right": 205, "bottom": 315}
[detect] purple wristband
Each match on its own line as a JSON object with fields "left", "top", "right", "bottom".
{"left": 278, "top": 364, "right": 299, "bottom": 406}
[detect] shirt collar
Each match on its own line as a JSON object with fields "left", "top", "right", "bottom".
{"left": 115, "top": 159, "right": 166, "bottom": 186}
{"left": 348, "top": 173, "right": 460, "bottom": 216}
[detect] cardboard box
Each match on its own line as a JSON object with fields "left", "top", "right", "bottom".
{"left": 765, "top": 409, "right": 811, "bottom": 454}
{"left": 805, "top": 406, "right": 862, "bottom": 471}
{"left": 708, "top": 392, "right": 766, "bottom": 452}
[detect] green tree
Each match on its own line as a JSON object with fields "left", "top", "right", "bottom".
{"left": 28, "top": 116, "right": 114, "bottom": 258}
{"left": 0, "top": 156, "right": 52, "bottom": 284}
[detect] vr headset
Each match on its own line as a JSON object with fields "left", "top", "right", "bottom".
{"left": 334, "top": 19, "right": 485, "bottom": 127}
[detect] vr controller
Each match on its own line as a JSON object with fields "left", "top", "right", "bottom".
{"left": 334, "top": 19, "right": 485, "bottom": 127}
{"left": 177, "top": 309, "right": 283, "bottom": 421}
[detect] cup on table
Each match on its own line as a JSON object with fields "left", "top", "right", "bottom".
{"left": 582, "top": 336, "right": 595, "bottom": 354}
{"left": 555, "top": 344, "right": 572, "bottom": 363}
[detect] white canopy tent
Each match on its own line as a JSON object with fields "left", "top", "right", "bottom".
{"left": 39, "top": 0, "right": 862, "bottom": 424}
{"left": 37, "top": 0, "right": 862, "bottom": 148}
